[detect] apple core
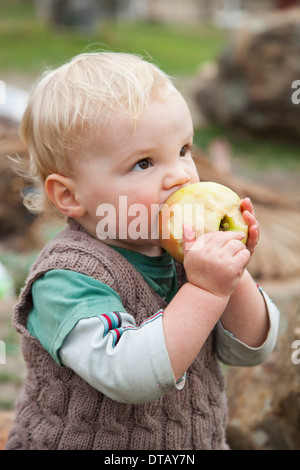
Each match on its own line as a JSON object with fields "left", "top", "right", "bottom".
{"left": 159, "top": 182, "right": 249, "bottom": 262}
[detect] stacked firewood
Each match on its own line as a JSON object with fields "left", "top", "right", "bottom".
{"left": 194, "top": 7, "right": 300, "bottom": 140}
{"left": 0, "top": 118, "right": 37, "bottom": 250}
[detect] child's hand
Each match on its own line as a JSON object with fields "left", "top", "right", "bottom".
{"left": 239, "top": 197, "right": 260, "bottom": 256}
{"left": 182, "top": 226, "right": 250, "bottom": 298}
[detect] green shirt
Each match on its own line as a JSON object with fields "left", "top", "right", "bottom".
{"left": 112, "top": 247, "right": 178, "bottom": 302}
{"left": 27, "top": 248, "right": 177, "bottom": 363}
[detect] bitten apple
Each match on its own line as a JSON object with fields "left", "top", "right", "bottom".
{"left": 159, "top": 182, "right": 249, "bottom": 262}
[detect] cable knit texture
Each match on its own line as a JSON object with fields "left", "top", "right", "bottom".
{"left": 6, "top": 219, "right": 228, "bottom": 450}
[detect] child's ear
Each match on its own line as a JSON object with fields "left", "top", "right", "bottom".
{"left": 45, "top": 174, "right": 85, "bottom": 218}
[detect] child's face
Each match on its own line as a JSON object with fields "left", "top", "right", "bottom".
{"left": 73, "top": 88, "right": 199, "bottom": 255}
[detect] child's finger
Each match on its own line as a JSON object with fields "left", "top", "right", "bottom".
{"left": 246, "top": 224, "right": 260, "bottom": 254}
{"left": 225, "top": 238, "right": 248, "bottom": 257}
{"left": 240, "top": 197, "right": 255, "bottom": 216}
{"left": 211, "top": 230, "right": 247, "bottom": 248}
{"left": 182, "top": 224, "right": 196, "bottom": 255}
{"left": 242, "top": 210, "right": 256, "bottom": 225}
{"left": 233, "top": 245, "right": 251, "bottom": 270}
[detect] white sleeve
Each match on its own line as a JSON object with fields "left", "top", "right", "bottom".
{"left": 59, "top": 310, "right": 185, "bottom": 404}
{"left": 215, "top": 288, "right": 280, "bottom": 366}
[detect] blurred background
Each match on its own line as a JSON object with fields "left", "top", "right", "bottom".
{"left": 0, "top": 0, "right": 300, "bottom": 450}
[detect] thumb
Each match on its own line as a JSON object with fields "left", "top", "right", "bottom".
{"left": 182, "top": 224, "right": 196, "bottom": 257}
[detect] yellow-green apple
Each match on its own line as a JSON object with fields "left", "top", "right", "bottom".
{"left": 159, "top": 182, "right": 249, "bottom": 262}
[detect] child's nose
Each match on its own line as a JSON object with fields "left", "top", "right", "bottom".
{"left": 162, "top": 164, "right": 191, "bottom": 191}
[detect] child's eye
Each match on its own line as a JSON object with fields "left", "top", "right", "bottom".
{"left": 131, "top": 158, "right": 152, "bottom": 172}
{"left": 180, "top": 145, "right": 192, "bottom": 157}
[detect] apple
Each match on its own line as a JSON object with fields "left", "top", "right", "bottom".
{"left": 158, "top": 182, "right": 249, "bottom": 262}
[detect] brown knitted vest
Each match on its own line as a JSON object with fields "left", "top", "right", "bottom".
{"left": 6, "top": 219, "right": 228, "bottom": 450}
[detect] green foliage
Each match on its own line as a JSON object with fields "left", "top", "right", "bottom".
{"left": 98, "top": 22, "right": 226, "bottom": 76}
{"left": 0, "top": 2, "right": 226, "bottom": 76}
{"left": 194, "top": 123, "right": 300, "bottom": 171}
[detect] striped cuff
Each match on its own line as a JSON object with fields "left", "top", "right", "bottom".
{"left": 99, "top": 310, "right": 164, "bottom": 348}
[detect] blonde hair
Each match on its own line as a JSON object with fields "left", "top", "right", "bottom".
{"left": 20, "top": 52, "right": 175, "bottom": 214}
